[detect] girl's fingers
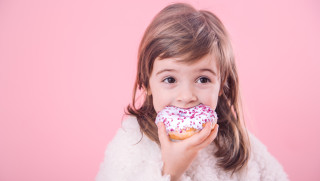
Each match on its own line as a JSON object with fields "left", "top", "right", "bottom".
{"left": 157, "top": 122, "right": 170, "bottom": 147}
{"left": 196, "top": 124, "right": 219, "bottom": 150}
{"left": 186, "top": 122, "right": 212, "bottom": 146}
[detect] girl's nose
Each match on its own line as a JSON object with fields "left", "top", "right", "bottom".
{"left": 176, "top": 84, "right": 198, "bottom": 105}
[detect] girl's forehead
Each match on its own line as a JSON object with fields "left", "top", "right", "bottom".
{"left": 153, "top": 54, "right": 218, "bottom": 71}
{"left": 152, "top": 54, "right": 220, "bottom": 78}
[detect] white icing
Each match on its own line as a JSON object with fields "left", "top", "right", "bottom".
{"left": 155, "top": 104, "right": 218, "bottom": 133}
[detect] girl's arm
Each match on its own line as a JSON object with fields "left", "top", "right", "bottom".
{"left": 158, "top": 121, "right": 219, "bottom": 181}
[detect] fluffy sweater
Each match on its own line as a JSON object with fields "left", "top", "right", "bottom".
{"left": 95, "top": 115, "right": 289, "bottom": 181}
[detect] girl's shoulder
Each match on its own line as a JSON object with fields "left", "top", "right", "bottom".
{"left": 104, "top": 115, "right": 143, "bottom": 148}
{"left": 120, "top": 115, "right": 140, "bottom": 131}
{"left": 108, "top": 115, "right": 153, "bottom": 149}
{"left": 247, "top": 131, "right": 280, "bottom": 162}
{"left": 247, "top": 131, "right": 269, "bottom": 154}
{"left": 245, "top": 131, "right": 289, "bottom": 181}
{"left": 95, "top": 115, "right": 168, "bottom": 181}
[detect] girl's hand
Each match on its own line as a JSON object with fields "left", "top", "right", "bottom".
{"left": 157, "top": 122, "right": 219, "bottom": 181}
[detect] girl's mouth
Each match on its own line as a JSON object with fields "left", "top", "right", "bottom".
{"left": 167, "top": 103, "right": 203, "bottom": 110}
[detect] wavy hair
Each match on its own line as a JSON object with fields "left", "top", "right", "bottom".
{"left": 125, "top": 2, "right": 250, "bottom": 174}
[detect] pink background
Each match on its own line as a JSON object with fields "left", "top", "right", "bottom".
{"left": 0, "top": 0, "right": 319, "bottom": 180}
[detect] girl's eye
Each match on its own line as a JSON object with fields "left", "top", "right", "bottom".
{"left": 162, "top": 76, "right": 211, "bottom": 84}
{"left": 163, "top": 77, "right": 176, "bottom": 83}
{"left": 197, "top": 77, "right": 211, "bottom": 84}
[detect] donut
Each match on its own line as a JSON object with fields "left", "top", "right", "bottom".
{"left": 155, "top": 103, "right": 218, "bottom": 141}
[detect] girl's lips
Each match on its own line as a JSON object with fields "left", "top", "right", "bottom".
{"left": 166, "top": 103, "right": 203, "bottom": 110}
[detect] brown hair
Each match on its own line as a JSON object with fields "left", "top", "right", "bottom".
{"left": 125, "top": 2, "right": 250, "bottom": 174}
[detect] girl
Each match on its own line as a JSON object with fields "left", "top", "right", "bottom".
{"left": 96, "top": 2, "right": 288, "bottom": 181}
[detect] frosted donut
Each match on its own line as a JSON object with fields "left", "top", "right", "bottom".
{"left": 155, "top": 104, "right": 218, "bottom": 141}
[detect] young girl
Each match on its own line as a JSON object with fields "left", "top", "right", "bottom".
{"left": 96, "top": 2, "right": 288, "bottom": 181}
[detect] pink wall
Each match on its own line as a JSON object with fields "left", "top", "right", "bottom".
{"left": 0, "top": 0, "right": 319, "bottom": 180}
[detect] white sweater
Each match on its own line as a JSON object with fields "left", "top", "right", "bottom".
{"left": 95, "top": 115, "right": 289, "bottom": 181}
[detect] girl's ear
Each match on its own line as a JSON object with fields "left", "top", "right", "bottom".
{"left": 218, "top": 88, "right": 223, "bottom": 96}
{"left": 218, "top": 78, "right": 223, "bottom": 96}
{"left": 145, "top": 90, "right": 151, "bottom": 96}
{"left": 142, "top": 85, "right": 152, "bottom": 96}
{"left": 147, "top": 88, "right": 152, "bottom": 96}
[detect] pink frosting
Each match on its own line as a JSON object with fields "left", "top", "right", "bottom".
{"left": 155, "top": 104, "right": 218, "bottom": 133}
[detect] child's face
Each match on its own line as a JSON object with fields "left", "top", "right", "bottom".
{"left": 149, "top": 54, "right": 221, "bottom": 113}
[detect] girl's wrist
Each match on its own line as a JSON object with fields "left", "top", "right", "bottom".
{"left": 162, "top": 168, "right": 179, "bottom": 181}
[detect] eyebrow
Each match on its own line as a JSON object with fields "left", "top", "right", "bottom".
{"left": 156, "top": 69, "right": 177, "bottom": 76}
{"left": 199, "top": 68, "right": 217, "bottom": 76}
{"left": 156, "top": 68, "right": 217, "bottom": 76}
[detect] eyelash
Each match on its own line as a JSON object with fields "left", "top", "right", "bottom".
{"left": 162, "top": 76, "right": 211, "bottom": 84}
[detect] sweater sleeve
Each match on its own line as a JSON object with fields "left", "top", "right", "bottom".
{"left": 248, "top": 132, "right": 289, "bottom": 181}
{"left": 95, "top": 116, "right": 171, "bottom": 181}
